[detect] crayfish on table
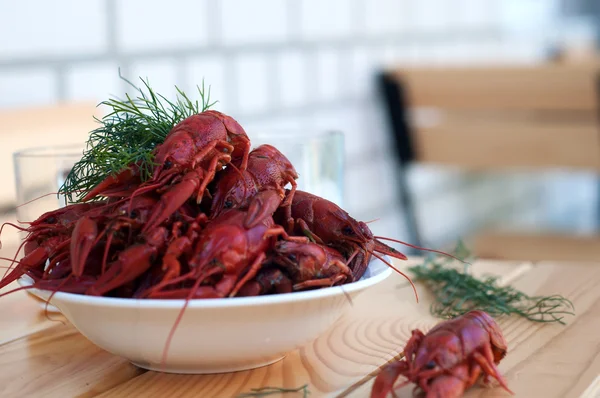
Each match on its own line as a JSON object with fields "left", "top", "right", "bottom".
{"left": 370, "top": 310, "right": 514, "bottom": 398}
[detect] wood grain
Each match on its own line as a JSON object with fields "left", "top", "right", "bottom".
{"left": 0, "top": 254, "right": 599, "bottom": 398}
{"left": 0, "top": 324, "right": 144, "bottom": 398}
{"left": 412, "top": 119, "right": 600, "bottom": 171}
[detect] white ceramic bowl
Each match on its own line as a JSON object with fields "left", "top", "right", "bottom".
{"left": 19, "top": 257, "right": 392, "bottom": 374}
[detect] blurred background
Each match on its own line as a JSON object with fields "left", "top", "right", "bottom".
{"left": 0, "top": 0, "right": 599, "bottom": 261}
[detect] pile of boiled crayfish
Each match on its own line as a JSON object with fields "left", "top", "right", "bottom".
{"left": 0, "top": 110, "right": 418, "bottom": 300}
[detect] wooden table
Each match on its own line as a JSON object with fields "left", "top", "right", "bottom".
{"left": 1, "top": 245, "right": 599, "bottom": 398}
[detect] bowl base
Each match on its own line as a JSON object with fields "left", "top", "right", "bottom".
{"left": 131, "top": 355, "right": 286, "bottom": 374}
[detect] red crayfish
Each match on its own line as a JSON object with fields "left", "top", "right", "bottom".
{"left": 276, "top": 189, "right": 463, "bottom": 301}
{"left": 370, "top": 310, "right": 514, "bottom": 398}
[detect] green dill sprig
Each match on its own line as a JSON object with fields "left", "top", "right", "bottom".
{"left": 59, "top": 71, "right": 217, "bottom": 203}
{"left": 407, "top": 241, "right": 575, "bottom": 325}
{"left": 236, "top": 384, "right": 310, "bottom": 397}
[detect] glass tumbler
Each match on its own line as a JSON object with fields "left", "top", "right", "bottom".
{"left": 248, "top": 130, "right": 345, "bottom": 208}
{"left": 13, "top": 144, "right": 84, "bottom": 228}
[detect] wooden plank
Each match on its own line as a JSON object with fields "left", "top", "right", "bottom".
{"left": 387, "top": 64, "right": 599, "bottom": 111}
{"left": 412, "top": 120, "right": 600, "bottom": 171}
{"left": 0, "top": 281, "right": 63, "bottom": 347}
{"left": 469, "top": 232, "right": 600, "bottom": 263}
{"left": 0, "top": 324, "right": 145, "bottom": 398}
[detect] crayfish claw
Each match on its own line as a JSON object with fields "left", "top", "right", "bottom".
{"left": 70, "top": 216, "right": 98, "bottom": 278}
{"left": 243, "top": 189, "right": 283, "bottom": 229}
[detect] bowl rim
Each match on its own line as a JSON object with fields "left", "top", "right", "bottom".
{"left": 18, "top": 256, "right": 393, "bottom": 309}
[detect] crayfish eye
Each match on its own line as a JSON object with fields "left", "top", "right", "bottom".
{"left": 424, "top": 361, "right": 436, "bottom": 370}
{"left": 287, "top": 254, "right": 297, "bottom": 262}
{"left": 342, "top": 226, "right": 354, "bottom": 235}
{"left": 164, "top": 160, "right": 172, "bottom": 169}
{"left": 46, "top": 216, "right": 56, "bottom": 223}
{"left": 224, "top": 199, "right": 233, "bottom": 208}
{"left": 130, "top": 210, "right": 138, "bottom": 218}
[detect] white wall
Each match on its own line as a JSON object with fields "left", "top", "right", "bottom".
{"left": 1, "top": 0, "right": 596, "bottom": 252}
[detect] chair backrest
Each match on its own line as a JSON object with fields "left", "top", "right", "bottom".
{"left": 0, "top": 101, "right": 101, "bottom": 208}
{"left": 379, "top": 63, "right": 600, "bottom": 171}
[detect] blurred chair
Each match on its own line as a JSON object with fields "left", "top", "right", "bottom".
{"left": 378, "top": 62, "right": 600, "bottom": 261}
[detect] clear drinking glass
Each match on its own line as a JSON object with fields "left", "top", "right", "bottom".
{"left": 248, "top": 130, "right": 345, "bottom": 208}
{"left": 13, "top": 144, "right": 84, "bottom": 227}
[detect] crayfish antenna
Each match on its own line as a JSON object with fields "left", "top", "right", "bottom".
{"left": 0, "top": 222, "right": 29, "bottom": 237}
{"left": 0, "top": 239, "right": 28, "bottom": 280}
{"left": 160, "top": 272, "right": 204, "bottom": 369}
{"left": 0, "top": 284, "right": 34, "bottom": 298}
{"left": 369, "top": 251, "right": 419, "bottom": 303}
{"left": 41, "top": 276, "right": 70, "bottom": 325}
{"left": 14, "top": 188, "right": 89, "bottom": 209}
{"left": 374, "top": 236, "right": 470, "bottom": 265}
{"left": 0, "top": 256, "right": 36, "bottom": 290}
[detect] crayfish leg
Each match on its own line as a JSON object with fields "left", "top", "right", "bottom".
{"left": 191, "top": 140, "right": 233, "bottom": 170}
{"left": 229, "top": 252, "right": 266, "bottom": 297}
{"left": 370, "top": 360, "right": 411, "bottom": 398}
{"left": 238, "top": 140, "right": 250, "bottom": 170}
{"left": 425, "top": 364, "right": 470, "bottom": 398}
{"left": 467, "top": 363, "right": 482, "bottom": 388}
{"left": 472, "top": 350, "right": 513, "bottom": 394}
{"left": 261, "top": 225, "right": 309, "bottom": 244}
{"left": 280, "top": 175, "right": 297, "bottom": 207}
{"left": 404, "top": 329, "right": 426, "bottom": 372}
{"left": 292, "top": 274, "right": 347, "bottom": 291}
{"left": 296, "top": 219, "right": 324, "bottom": 244}
{"left": 195, "top": 152, "right": 231, "bottom": 204}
